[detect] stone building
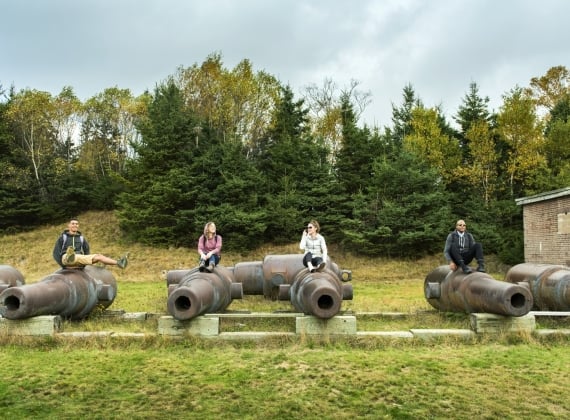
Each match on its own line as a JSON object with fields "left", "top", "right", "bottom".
{"left": 515, "top": 187, "right": 570, "bottom": 265}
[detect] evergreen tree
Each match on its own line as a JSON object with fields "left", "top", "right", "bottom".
{"left": 386, "top": 84, "right": 423, "bottom": 152}
{"left": 335, "top": 94, "right": 378, "bottom": 195}
{"left": 342, "top": 151, "right": 453, "bottom": 257}
{"left": 116, "top": 80, "right": 201, "bottom": 246}
{"left": 254, "top": 85, "right": 335, "bottom": 243}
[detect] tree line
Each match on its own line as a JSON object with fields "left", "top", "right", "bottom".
{"left": 1, "top": 53, "right": 569, "bottom": 264}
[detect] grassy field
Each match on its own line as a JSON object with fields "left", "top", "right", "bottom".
{"left": 1, "top": 211, "right": 570, "bottom": 419}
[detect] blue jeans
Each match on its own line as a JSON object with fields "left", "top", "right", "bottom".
{"left": 200, "top": 254, "right": 221, "bottom": 266}
{"left": 302, "top": 252, "right": 323, "bottom": 268}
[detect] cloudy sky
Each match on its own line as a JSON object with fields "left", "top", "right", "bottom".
{"left": 2, "top": 0, "right": 568, "bottom": 127}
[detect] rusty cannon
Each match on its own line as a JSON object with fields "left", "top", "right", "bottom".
{"left": 504, "top": 263, "right": 570, "bottom": 311}
{"left": 278, "top": 268, "right": 353, "bottom": 319}
{"left": 167, "top": 266, "right": 243, "bottom": 320}
{"left": 0, "top": 265, "right": 25, "bottom": 293}
{"left": 424, "top": 265, "right": 533, "bottom": 316}
{"left": 232, "top": 254, "right": 352, "bottom": 319}
{"left": 165, "top": 254, "right": 352, "bottom": 320}
{"left": 0, "top": 265, "right": 117, "bottom": 320}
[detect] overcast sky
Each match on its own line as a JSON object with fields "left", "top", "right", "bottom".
{"left": 2, "top": 0, "right": 569, "bottom": 128}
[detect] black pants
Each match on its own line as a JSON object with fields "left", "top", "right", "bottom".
{"left": 302, "top": 252, "right": 323, "bottom": 268}
{"left": 450, "top": 243, "right": 484, "bottom": 266}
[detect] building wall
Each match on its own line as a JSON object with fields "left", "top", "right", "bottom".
{"left": 523, "top": 196, "right": 570, "bottom": 265}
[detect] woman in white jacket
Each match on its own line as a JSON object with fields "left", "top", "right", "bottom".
{"left": 299, "top": 219, "right": 328, "bottom": 272}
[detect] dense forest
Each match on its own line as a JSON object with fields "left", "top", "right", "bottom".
{"left": 1, "top": 53, "right": 569, "bottom": 264}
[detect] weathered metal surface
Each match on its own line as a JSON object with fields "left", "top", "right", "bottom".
{"left": 0, "top": 265, "right": 117, "bottom": 320}
{"left": 167, "top": 266, "right": 243, "bottom": 320}
{"left": 424, "top": 265, "right": 533, "bottom": 317}
{"left": 281, "top": 270, "right": 354, "bottom": 319}
{"left": 504, "top": 263, "right": 570, "bottom": 311}
{"left": 165, "top": 254, "right": 353, "bottom": 320}
{"left": 0, "top": 265, "right": 25, "bottom": 293}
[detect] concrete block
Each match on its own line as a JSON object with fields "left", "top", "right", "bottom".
{"left": 157, "top": 316, "right": 219, "bottom": 336}
{"left": 218, "top": 332, "right": 296, "bottom": 340}
{"left": 534, "top": 328, "right": 570, "bottom": 337}
{"left": 470, "top": 313, "right": 536, "bottom": 333}
{"left": 357, "top": 331, "right": 414, "bottom": 339}
{"left": 0, "top": 315, "right": 62, "bottom": 336}
{"left": 296, "top": 315, "right": 356, "bottom": 335}
{"left": 410, "top": 329, "right": 476, "bottom": 340}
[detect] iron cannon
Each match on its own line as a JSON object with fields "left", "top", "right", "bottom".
{"left": 0, "top": 265, "right": 117, "bottom": 320}
{"left": 504, "top": 263, "right": 570, "bottom": 311}
{"left": 278, "top": 268, "right": 353, "bottom": 319}
{"left": 165, "top": 254, "right": 352, "bottom": 320}
{"left": 424, "top": 265, "right": 533, "bottom": 316}
{"left": 167, "top": 266, "right": 243, "bottom": 320}
{"left": 0, "top": 265, "right": 25, "bottom": 293}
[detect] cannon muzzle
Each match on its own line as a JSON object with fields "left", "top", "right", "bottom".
{"left": 167, "top": 266, "right": 243, "bottom": 320}
{"left": 280, "top": 270, "right": 354, "bottom": 319}
{"left": 504, "top": 263, "right": 570, "bottom": 311}
{"left": 0, "top": 265, "right": 25, "bottom": 293}
{"left": 424, "top": 265, "right": 533, "bottom": 316}
{"left": 0, "top": 265, "right": 117, "bottom": 320}
{"left": 165, "top": 255, "right": 352, "bottom": 319}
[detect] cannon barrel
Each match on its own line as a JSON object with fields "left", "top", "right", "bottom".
{"left": 279, "top": 270, "right": 354, "bottom": 319}
{"left": 0, "top": 265, "right": 117, "bottom": 320}
{"left": 0, "top": 265, "right": 25, "bottom": 293}
{"left": 504, "top": 263, "right": 570, "bottom": 311}
{"left": 167, "top": 266, "right": 243, "bottom": 320}
{"left": 424, "top": 265, "right": 533, "bottom": 316}
{"left": 165, "top": 254, "right": 352, "bottom": 319}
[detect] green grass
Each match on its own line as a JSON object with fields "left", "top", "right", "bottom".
{"left": 1, "top": 337, "right": 570, "bottom": 419}
{"left": 2, "top": 211, "right": 570, "bottom": 419}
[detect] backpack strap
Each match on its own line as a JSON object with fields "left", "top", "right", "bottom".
{"left": 61, "top": 233, "right": 84, "bottom": 253}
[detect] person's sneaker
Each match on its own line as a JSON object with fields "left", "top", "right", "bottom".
{"left": 316, "top": 262, "right": 326, "bottom": 272}
{"left": 117, "top": 253, "right": 129, "bottom": 269}
{"left": 477, "top": 265, "right": 486, "bottom": 273}
{"left": 199, "top": 260, "right": 206, "bottom": 272}
{"left": 307, "top": 263, "right": 315, "bottom": 273}
{"left": 208, "top": 263, "right": 215, "bottom": 272}
{"left": 65, "top": 246, "right": 75, "bottom": 264}
{"left": 462, "top": 265, "right": 472, "bottom": 274}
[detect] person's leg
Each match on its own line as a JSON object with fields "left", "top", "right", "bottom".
{"left": 313, "top": 256, "right": 325, "bottom": 272}
{"left": 303, "top": 253, "right": 314, "bottom": 271}
{"left": 206, "top": 255, "right": 217, "bottom": 272}
{"left": 302, "top": 253, "right": 312, "bottom": 267}
{"left": 92, "top": 254, "right": 118, "bottom": 265}
{"left": 199, "top": 257, "right": 206, "bottom": 272}
{"left": 93, "top": 253, "right": 129, "bottom": 269}
{"left": 450, "top": 245, "right": 472, "bottom": 274}
{"left": 473, "top": 243, "right": 485, "bottom": 272}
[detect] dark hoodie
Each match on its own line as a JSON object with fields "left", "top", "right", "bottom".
{"left": 52, "top": 229, "right": 90, "bottom": 267}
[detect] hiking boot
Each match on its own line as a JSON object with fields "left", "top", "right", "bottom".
{"left": 316, "top": 262, "right": 326, "bottom": 272}
{"left": 461, "top": 265, "right": 472, "bottom": 274}
{"left": 65, "top": 246, "right": 76, "bottom": 264}
{"left": 477, "top": 264, "right": 486, "bottom": 273}
{"left": 199, "top": 260, "right": 206, "bottom": 272}
{"left": 117, "top": 253, "right": 129, "bottom": 269}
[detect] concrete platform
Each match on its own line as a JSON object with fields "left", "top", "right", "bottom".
{"left": 0, "top": 315, "right": 62, "bottom": 336}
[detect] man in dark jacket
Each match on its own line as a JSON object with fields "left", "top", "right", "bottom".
{"left": 443, "top": 219, "right": 485, "bottom": 274}
{"left": 53, "top": 217, "right": 128, "bottom": 269}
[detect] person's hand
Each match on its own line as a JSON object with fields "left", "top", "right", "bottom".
{"left": 449, "top": 261, "right": 457, "bottom": 271}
